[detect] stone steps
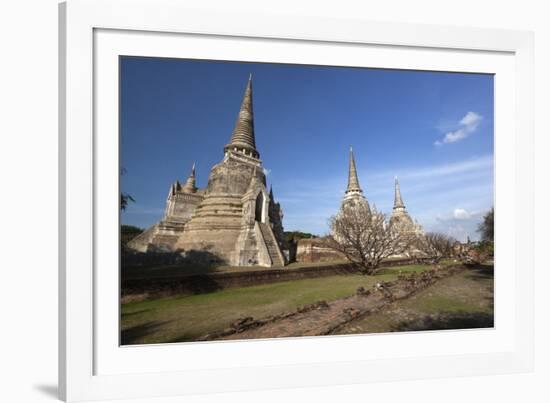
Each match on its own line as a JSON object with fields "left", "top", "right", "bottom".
{"left": 126, "top": 224, "right": 159, "bottom": 252}
{"left": 259, "top": 222, "right": 285, "bottom": 267}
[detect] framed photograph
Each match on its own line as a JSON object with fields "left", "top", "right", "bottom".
{"left": 59, "top": 0, "right": 534, "bottom": 401}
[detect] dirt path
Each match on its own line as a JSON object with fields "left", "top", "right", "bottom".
{"left": 332, "top": 264, "right": 493, "bottom": 334}
{"left": 200, "top": 265, "right": 467, "bottom": 341}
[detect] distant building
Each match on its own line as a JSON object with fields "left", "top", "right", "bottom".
{"left": 128, "top": 76, "right": 286, "bottom": 267}
{"left": 339, "top": 147, "right": 423, "bottom": 239}
{"left": 297, "top": 148, "right": 372, "bottom": 263}
{"left": 342, "top": 147, "right": 370, "bottom": 210}
{"left": 389, "top": 177, "right": 424, "bottom": 237}
{"left": 296, "top": 150, "right": 424, "bottom": 263}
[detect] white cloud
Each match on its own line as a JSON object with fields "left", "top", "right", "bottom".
{"left": 453, "top": 208, "right": 471, "bottom": 220}
{"left": 426, "top": 209, "right": 485, "bottom": 242}
{"left": 278, "top": 155, "right": 493, "bottom": 237}
{"left": 435, "top": 111, "right": 482, "bottom": 146}
{"left": 263, "top": 168, "right": 271, "bottom": 176}
{"left": 460, "top": 111, "right": 482, "bottom": 127}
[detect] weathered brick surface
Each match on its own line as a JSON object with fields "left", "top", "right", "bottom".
{"left": 121, "top": 258, "right": 432, "bottom": 302}
{"left": 198, "top": 265, "right": 465, "bottom": 341}
{"left": 295, "top": 238, "right": 345, "bottom": 263}
{"left": 126, "top": 76, "right": 286, "bottom": 267}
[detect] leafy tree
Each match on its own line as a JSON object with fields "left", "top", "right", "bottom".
{"left": 283, "top": 231, "right": 317, "bottom": 243}
{"left": 477, "top": 207, "right": 494, "bottom": 242}
{"left": 121, "top": 224, "right": 143, "bottom": 246}
{"left": 120, "top": 192, "right": 135, "bottom": 211}
{"left": 121, "top": 224, "right": 143, "bottom": 235}
{"left": 470, "top": 240, "right": 494, "bottom": 264}
{"left": 120, "top": 167, "right": 135, "bottom": 211}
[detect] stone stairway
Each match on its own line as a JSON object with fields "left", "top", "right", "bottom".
{"left": 258, "top": 222, "right": 285, "bottom": 267}
{"left": 126, "top": 220, "right": 186, "bottom": 253}
{"left": 126, "top": 223, "right": 159, "bottom": 252}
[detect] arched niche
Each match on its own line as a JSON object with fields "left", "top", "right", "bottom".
{"left": 255, "top": 192, "right": 264, "bottom": 222}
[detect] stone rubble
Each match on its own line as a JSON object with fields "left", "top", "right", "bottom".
{"left": 198, "top": 265, "right": 465, "bottom": 341}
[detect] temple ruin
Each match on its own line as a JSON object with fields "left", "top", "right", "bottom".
{"left": 128, "top": 75, "right": 286, "bottom": 267}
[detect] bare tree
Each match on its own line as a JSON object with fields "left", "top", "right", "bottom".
{"left": 326, "top": 203, "right": 410, "bottom": 275}
{"left": 416, "top": 232, "right": 455, "bottom": 264}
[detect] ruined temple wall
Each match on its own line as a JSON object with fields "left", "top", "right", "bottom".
{"left": 269, "top": 202, "right": 285, "bottom": 247}
{"left": 180, "top": 227, "right": 243, "bottom": 265}
{"left": 167, "top": 192, "right": 203, "bottom": 222}
{"left": 126, "top": 224, "right": 160, "bottom": 253}
{"left": 174, "top": 192, "right": 245, "bottom": 265}
{"left": 127, "top": 75, "right": 288, "bottom": 267}
{"left": 125, "top": 190, "right": 204, "bottom": 253}
{"left": 173, "top": 152, "right": 279, "bottom": 266}
{"left": 206, "top": 157, "right": 265, "bottom": 196}
{"left": 295, "top": 238, "right": 346, "bottom": 263}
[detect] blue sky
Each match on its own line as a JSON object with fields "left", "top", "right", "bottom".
{"left": 121, "top": 57, "right": 494, "bottom": 242}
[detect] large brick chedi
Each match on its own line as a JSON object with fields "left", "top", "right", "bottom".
{"left": 128, "top": 75, "right": 286, "bottom": 267}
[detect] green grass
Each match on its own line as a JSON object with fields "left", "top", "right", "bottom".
{"left": 122, "top": 257, "right": 431, "bottom": 280}
{"left": 122, "top": 259, "right": 351, "bottom": 280}
{"left": 121, "top": 264, "right": 433, "bottom": 344}
{"left": 334, "top": 265, "right": 494, "bottom": 334}
{"left": 375, "top": 264, "right": 434, "bottom": 275}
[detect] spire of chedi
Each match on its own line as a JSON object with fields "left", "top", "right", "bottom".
{"left": 393, "top": 176, "right": 405, "bottom": 210}
{"left": 346, "top": 146, "right": 363, "bottom": 194}
{"left": 129, "top": 74, "right": 286, "bottom": 267}
{"left": 390, "top": 177, "right": 422, "bottom": 235}
{"left": 182, "top": 162, "right": 197, "bottom": 193}
{"left": 224, "top": 74, "right": 259, "bottom": 159}
{"left": 342, "top": 146, "right": 369, "bottom": 210}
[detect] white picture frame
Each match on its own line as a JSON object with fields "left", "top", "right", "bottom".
{"left": 59, "top": 0, "right": 534, "bottom": 401}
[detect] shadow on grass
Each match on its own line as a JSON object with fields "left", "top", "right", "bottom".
{"left": 122, "top": 275, "right": 225, "bottom": 300}
{"left": 121, "top": 309, "right": 151, "bottom": 318}
{"left": 121, "top": 320, "right": 172, "bottom": 345}
{"left": 464, "top": 263, "right": 494, "bottom": 280}
{"left": 393, "top": 311, "right": 494, "bottom": 332}
{"left": 122, "top": 249, "right": 226, "bottom": 279}
{"left": 166, "top": 335, "right": 195, "bottom": 344}
{"left": 465, "top": 263, "right": 494, "bottom": 310}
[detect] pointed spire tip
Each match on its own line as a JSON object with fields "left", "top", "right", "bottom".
{"left": 346, "top": 146, "right": 362, "bottom": 194}
{"left": 225, "top": 75, "right": 257, "bottom": 156}
{"left": 394, "top": 177, "right": 405, "bottom": 209}
{"left": 182, "top": 163, "right": 197, "bottom": 192}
